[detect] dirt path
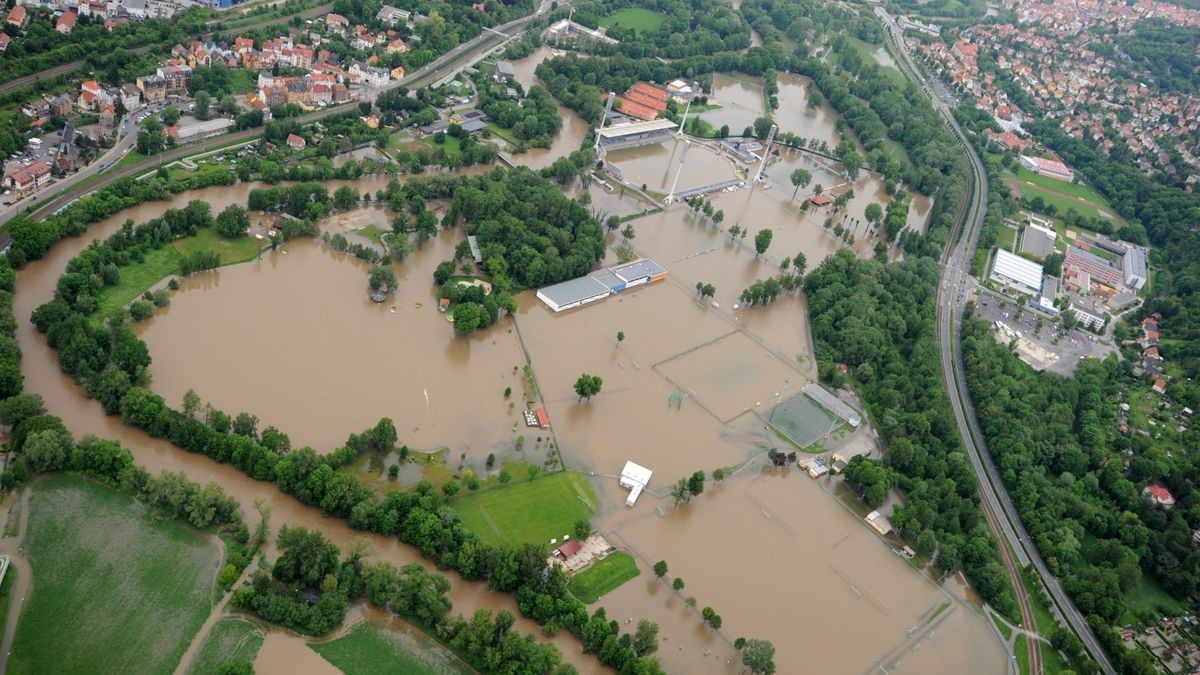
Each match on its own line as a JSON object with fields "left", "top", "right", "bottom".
{"left": 0, "top": 487, "right": 33, "bottom": 670}
{"left": 172, "top": 545, "right": 257, "bottom": 675}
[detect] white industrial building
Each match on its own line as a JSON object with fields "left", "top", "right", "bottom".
{"left": 620, "top": 461, "right": 652, "bottom": 507}
{"left": 991, "top": 249, "right": 1044, "bottom": 296}
{"left": 1123, "top": 243, "right": 1148, "bottom": 290}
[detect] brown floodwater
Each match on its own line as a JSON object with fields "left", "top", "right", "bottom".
{"left": 11, "top": 157, "right": 968, "bottom": 673}
{"left": 700, "top": 73, "right": 764, "bottom": 135}
{"left": 606, "top": 141, "right": 739, "bottom": 194}
{"left": 138, "top": 232, "right": 528, "bottom": 460}
{"left": 255, "top": 632, "right": 341, "bottom": 675}
{"left": 591, "top": 471, "right": 1008, "bottom": 674}
{"left": 11, "top": 183, "right": 601, "bottom": 673}
{"left": 500, "top": 46, "right": 591, "bottom": 172}
{"left": 773, "top": 73, "right": 844, "bottom": 150}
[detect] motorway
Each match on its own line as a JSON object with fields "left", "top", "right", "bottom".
{"left": 6, "top": 2, "right": 545, "bottom": 226}
{"left": 0, "top": 3, "right": 335, "bottom": 96}
{"left": 878, "top": 9, "right": 1117, "bottom": 675}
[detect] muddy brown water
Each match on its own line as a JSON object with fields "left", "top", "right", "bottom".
{"left": 607, "top": 141, "right": 738, "bottom": 194}
{"left": 11, "top": 184, "right": 602, "bottom": 673}
{"left": 13, "top": 153, "right": 969, "bottom": 673}
{"left": 590, "top": 471, "right": 1007, "bottom": 674}
{"left": 501, "top": 46, "right": 591, "bottom": 172}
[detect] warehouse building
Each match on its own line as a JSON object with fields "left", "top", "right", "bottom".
{"left": 990, "top": 249, "right": 1044, "bottom": 296}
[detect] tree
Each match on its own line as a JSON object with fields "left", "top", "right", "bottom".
{"left": 433, "top": 260, "right": 456, "bottom": 285}
{"left": 864, "top": 203, "right": 883, "bottom": 225}
{"left": 182, "top": 389, "right": 201, "bottom": 419}
{"left": 453, "top": 303, "right": 482, "bottom": 334}
{"left": 574, "top": 519, "right": 592, "bottom": 539}
{"left": 792, "top": 252, "right": 807, "bottom": 277}
{"left": 369, "top": 265, "right": 398, "bottom": 294}
{"left": 688, "top": 470, "right": 705, "bottom": 496}
{"left": 653, "top": 560, "right": 669, "bottom": 577}
{"left": 194, "top": 91, "right": 211, "bottom": 121}
{"left": 215, "top": 204, "right": 251, "bottom": 238}
{"left": 616, "top": 330, "right": 625, "bottom": 346}
{"left": 632, "top": 619, "right": 659, "bottom": 657}
{"left": 713, "top": 468, "right": 726, "bottom": 481}
{"left": 754, "top": 229, "right": 773, "bottom": 257}
{"left": 24, "top": 428, "right": 73, "bottom": 473}
{"left": 621, "top": 224, "right": 636, "bottom": 243}
{"left": 728, "top": 224, "right": 742, "bottom": 243}
{"left": 573, "top": 374, "right": 603, "bottom": 402}
{"left": 741, "top": 639, "right": 776, "bottom": 674}
{"left": 672, "top": 577, "right": 685, "bottom": 591}
{"left": 333, "top": 185, "right": 359, "bottom": 211}
{"left": 790, "top": 168, "right": 812, "bottom": 199}
{"left": 273, "top": 526, "right": 339, "bottom": 586}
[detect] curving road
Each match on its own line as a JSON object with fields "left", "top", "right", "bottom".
{"left": 7, "top": 4, "right": 545, "bottom": 226}
{"left": 878, "top": 9, "right": 1116, "bottom": 675}
{"left": 0, "top": 3, "right": 335, "bottom": 96}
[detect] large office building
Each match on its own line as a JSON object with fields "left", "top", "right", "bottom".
{"left": 1065, "top": 246, "right": 1123, "bottom": 287}
{"left": 990, "top": 249, "right": 1044, "bottom": 296}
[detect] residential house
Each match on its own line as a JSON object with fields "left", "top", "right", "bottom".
{"left": 46, "top": 94, "right": 73, "bottom": 116}
{"left": 4, "top": 161, "right": 52, "bottom": 192}
{"left": 1153, "top": 378, "right": 1168, "bottom": 395}
{"left": 325, "top": 12, "right": 349, "bottom": 33}
{"left": 352, "top": 32, "right": 376, "bottom": 50}
{"left": 0, "top": 33, "right": 10, "bottom": 53}
{"left": 99, "top": 104, "right": 115, "bottom": 138}
{"left": 137, "top": 74, "right": 167, "bottom": 103}
{"left": 234, "top": 36, "right": 254, "bottom": 54}
{"left": 6, "top": 5, "right": 27, "bottom": 29}
{"left": 286, "top": 133, "right": 306, "bottom": 151}
{"left": 56, "top": 10, "right": 77, "bottom": 34}
{"left": 21, "top": 99, "right": 50, "bottom": 119}
{"left": 1144, "top": 484, "right": 1176, "bottom": 508}
{"left": 494, "top": 60, "right": 516, "bottom": 81}
{"left": 78, "top": 80, "right": 104, "bottom": 111}
{"left": 386, "top": 38, "right": 408, "bottom": 54}
{"left": 156, "top": 65, "right": 193, "bottom": 92}
{"left": 120, "top": 83, "right": 142, "bottom": 112}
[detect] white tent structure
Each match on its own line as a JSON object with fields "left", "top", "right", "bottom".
{"left": 620, "top": 461, "right": 653, "bottom": 507}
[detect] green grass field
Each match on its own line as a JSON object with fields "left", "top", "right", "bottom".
{"left": 9, "top": 475, "right": 224, "bottom": 675}
{"left": 187, "top": 617, "right": 264, "bottom": 675}
{"left": 95, "top": 226, "right": 262, "bottom": 317}
{"left": 847, "top": 37, "right": 906, "bottom": 86}
{"left": 0, "top": 564, "right": 14, "bottom": 643}
{"left": 449, "top": 471, "right": 596, "bottom": 547}
{"left": 568, "top": 552, "right": 640, "bottom": 603}
{"left": 1006, "top": 167, "right": 1121, "bottom": 225}
{"left": 1015, "top": 634, "right": 1029, "bottom": 675}
{"left": 1124, "top": 575, "right": 1184, "bottom": 620}
{"left": 310, "top": 623, "right": 472, "bottom": 675}
{"left": 599, "top": 7, "right": 665, "bottom": 32}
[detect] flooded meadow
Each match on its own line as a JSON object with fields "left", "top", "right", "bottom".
{"left": 10, "top": 66, "right": 980, "bottom": 673}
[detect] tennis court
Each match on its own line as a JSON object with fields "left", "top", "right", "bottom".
{"left": 767, "top": 393, "right": 836, "bottom": 448}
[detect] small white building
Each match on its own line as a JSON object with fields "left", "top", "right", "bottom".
{"left": 620, "top": 461, "right": 652, "bottom": 507}
{"left": 866, "top": 510, "right": 893, "bottom": 535}
{"left": 991, "top": 249, "right": 1044, "bottom": 296}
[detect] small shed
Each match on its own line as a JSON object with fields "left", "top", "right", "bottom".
{"left": 810, "top": 194, "right": 832, "bottom": 207}
{"left": 535, "top": 407, "right": 549, "bottom": 428}
{"left": 620, "top": 460, "right": 653, "bottom": 507}
{"left": 555, "top": 539, "right": 582, "bottom": 559}
{"left": 865, "top": 510, "right": 893, "bottom": 535}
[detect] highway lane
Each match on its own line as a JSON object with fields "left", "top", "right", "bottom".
{"left": 0, "top": 3, "right": 334, "bottom": 96}
{"left": 878, "top": 9, "right": 1116, "bottom": 674}
{"left": 10, "top": 4, "right": 542, "bottom": 225}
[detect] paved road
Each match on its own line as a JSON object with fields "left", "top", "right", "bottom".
{"left": 9, "top": 4, "right": 540, "bottom": 226}
{"left": 879, "top": 9, "right": 1116, "bottom": 675}
{"left": 0, "top": 3, "right": 334, "bottom": 96}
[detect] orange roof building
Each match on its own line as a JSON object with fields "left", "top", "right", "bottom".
{"left": 631, "top": 82, "right": 669, "bottom": 102}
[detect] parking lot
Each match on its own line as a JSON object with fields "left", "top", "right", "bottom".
{"left": 973, "top": 294, "right": 1116, "bottom": 374}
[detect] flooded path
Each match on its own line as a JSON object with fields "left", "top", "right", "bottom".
{"left": 11, "top": 184, "right": 602, "bottom": 673}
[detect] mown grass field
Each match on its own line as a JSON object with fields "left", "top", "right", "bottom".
{"left": 449, "top": 471, "right": 596, "bottom": 547}
{"left": 310, "top": 623, "right": 472, "bottom": 675}
{"left": 9, "top": 475, "right": 223, "bottom": 675}
{"left": 1005, "top": 167, "right": 1122, "bottom": 225}
{"left": 568, "top": 552, "right": 640, "bottom": 603}
{"left": 95, "top": 225, "right": 261, "bottom": 317}
{"left": 1013, "top": 165, "right": 1107, "bottom": 203}
{"left": 599, "top": 7, "right": 665, "bottom": 32}
{"left": 187, "top": 617, "right": 264, "bottom": 675}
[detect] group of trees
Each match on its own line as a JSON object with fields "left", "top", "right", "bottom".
{"left": 478, "top": 83, "right": 564, "bottom": 148}
{"left": 670, "top": 470, "right": 707, "bottom": 504}
{"left": 960, "top": 317, "right": 1197, "bottom": 667}
{"left": 804, "top": 249, "right": 1015, "bottom": 614}
{"left": 568, "top": 0, "right": 752, "bottom": 59}
{"left": 573, "top": 374, "right": 603, "bottom": 401}
{"left": 35, "top": 229, "right": 669, "bottom": 671}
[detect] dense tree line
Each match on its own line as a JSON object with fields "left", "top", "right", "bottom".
{"left": 1115, "top": 19, "right": 1200, "bottom": 96}
{"left": 804, "top": 249, "right": 1015, "bottom": 615}
{"left": 5, "top": 168, "right": 236, "bottom": 268}
{"left": 35, "top": 241, "right": 665, "bottom": 672}
{"left": 420, "top": 168, "right": 606, "bottom": 291}
{"left": 477, "top": 83, "right": 564, "bottom": 149}
{"left": 567, "top": 0, "right": 751, "bottom": 59}
{"left": 960, "top": 317, "right": 1177, "bottom": 674}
